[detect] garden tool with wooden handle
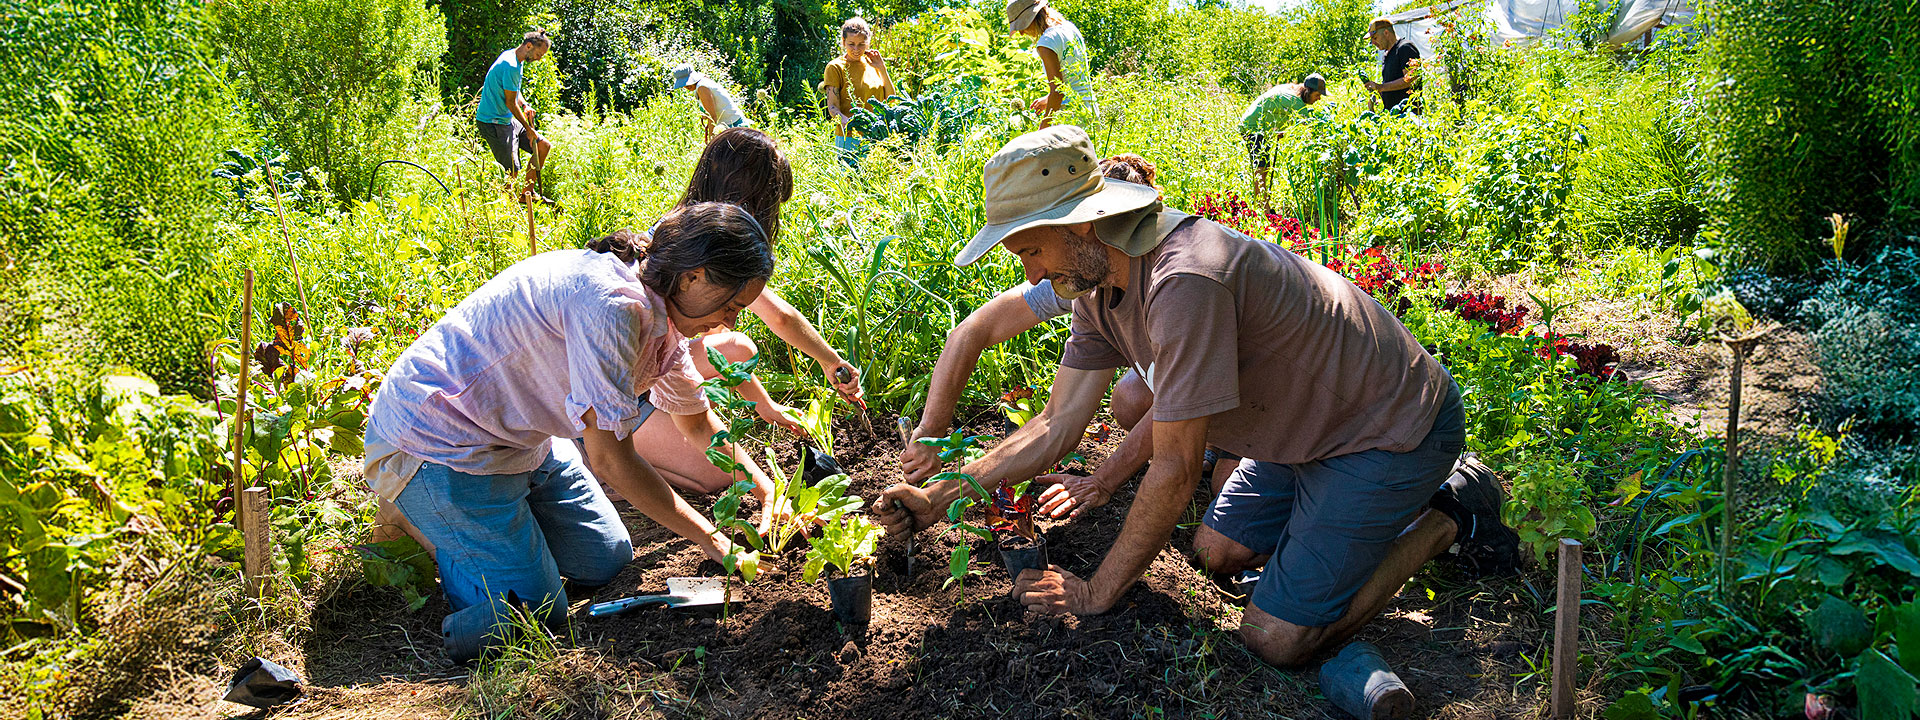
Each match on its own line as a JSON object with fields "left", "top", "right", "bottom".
{"left": 834, "top": 365, "right": 874, "bottom": 436}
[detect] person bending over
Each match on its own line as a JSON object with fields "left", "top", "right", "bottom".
{"left": 877, "top": 128, "right": 1518, "bottom": 701}
{"left": 364, "top": 202, "right": 785, "bottom": 661}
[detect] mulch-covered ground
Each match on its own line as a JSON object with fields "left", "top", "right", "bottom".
{"left": 143, "top": 410, "right": 1606, "bottom": 720}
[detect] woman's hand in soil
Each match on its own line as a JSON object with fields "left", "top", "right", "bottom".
{"left": 1037, "top": 473, "right": 1110, "bottom": 519}
{"left": 1016, "top": 565, "right": 1105, "bottom": 616}
{"left": 898, "top": 440, "right": 941, "bottom": 485}
{"left": 874, "top": 483, "right": 937, "bottom": 536}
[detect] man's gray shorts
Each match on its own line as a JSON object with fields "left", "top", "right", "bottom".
{"left": 1203, "top": 382, "right": 1466, "bottom": 628}
{"left": 478, "top": 119, "right": 534, "bottom": 173}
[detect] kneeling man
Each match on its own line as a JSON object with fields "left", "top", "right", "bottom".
{"left": 875, "top": 125, "right": 1517, "bottom": 673}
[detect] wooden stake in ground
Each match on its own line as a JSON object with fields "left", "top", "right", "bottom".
{"left": 232, "top": 270, "right": 254, "bottom": 532}
{"left": 243, "top": 486, "right": 271, "bottom": 597}
{"left": 1552, "top": 538, "right": 1583, "bottom": 718}
{"left": 264, "top": 164, "right": 311, "bottom": 323}
{"left": 524, "top": 189, "right": 539, "bottom": 255}
{"left": 1716, "top": 325, "right": 1772, "bottom": 594}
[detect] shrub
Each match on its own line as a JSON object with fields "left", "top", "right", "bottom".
{"left": 210, "top": 0, "right": 448, "bottom": 200}
{"left": 0, "top": 0, "right": 238, "bottom": 392}
{"left": 1799, "top": 246, "right": 1920, "bottom": 437}
{"left": 1699, "top": 0, "right": 1919, "bottom": 271}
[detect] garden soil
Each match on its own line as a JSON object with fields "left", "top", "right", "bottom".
{"left": 134, "top": 411, "right": 1611, "bottom": 720}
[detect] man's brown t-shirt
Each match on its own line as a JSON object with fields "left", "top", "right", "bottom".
{"left": 1061, "top": 214, "right": 1451, "bottom": 464}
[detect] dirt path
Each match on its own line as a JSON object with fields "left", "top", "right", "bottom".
{"left": 125, "top": 409, "right": 1617, "bottom": 720}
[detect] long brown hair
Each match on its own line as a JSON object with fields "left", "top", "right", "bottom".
{"left": 678, "top": 128, "right": 793, "bottom": 244}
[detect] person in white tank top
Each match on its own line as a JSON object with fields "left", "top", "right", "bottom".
{"left": 669, "top": 63, "right": 750, "bottom": 141}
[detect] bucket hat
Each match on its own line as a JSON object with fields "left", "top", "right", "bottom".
{"left": 668, "top": 63, "right": 704, "bottom": 90}
{"left": 955, "top": 125, "right": 1160, "bottom": 267}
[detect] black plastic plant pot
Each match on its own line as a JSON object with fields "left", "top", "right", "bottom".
{"left": 998, "top": 532, "right": 1049, "bottom": 584}
{"left": 828, "top": 573, "right": 873, "bottom": 625}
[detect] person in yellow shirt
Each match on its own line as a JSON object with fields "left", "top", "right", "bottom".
{"left": 819, "top": 16, "right": 896, "bottom": 164}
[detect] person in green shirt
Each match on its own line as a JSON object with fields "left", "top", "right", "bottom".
{"left": 1239, "top": 74, "right": 1325, "bottom": 210}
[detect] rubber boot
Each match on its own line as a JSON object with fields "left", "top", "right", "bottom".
{"left": 1318, "top": 641, "right": 1414, "bottom": 720}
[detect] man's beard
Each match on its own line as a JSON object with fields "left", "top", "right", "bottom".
{"left": 1051, "top": 229, "right": 1111, "bottom": 298}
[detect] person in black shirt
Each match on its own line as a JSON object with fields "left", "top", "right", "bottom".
{"left": 1363, "top": 18, "right": 1421, "bottom": 114}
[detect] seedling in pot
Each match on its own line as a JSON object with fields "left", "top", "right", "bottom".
{"left": 804, "top": 514, "right": 884, "bottom": 624}
{"left": 987, "top": 480, "right": 1049, "bottom": 584}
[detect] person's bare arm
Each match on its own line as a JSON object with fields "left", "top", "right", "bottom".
{"left": 866, "top": 50, "right": 897, "bottom": 97}
{"left": 876, "top": 364, "right": 1108, "bottom": 535}
{"left": 503, "top": 89, "right": 539, "bottom": 138}
{"left": 821, "top": 82, "right": 851, "bottom": 130}
{"left": 746, "top": 289, "right": 861, "bottom": 402}
{"left": 1019, "top": 415, "right": 1208, "bottom": 614}
{"left": 901, "top": 286, "right": 1049, "bottom": 482}
{"left": 1033, "top": 46, "right": 1066, "bottom": 115}
{"left": 696, "top": 86, "right": 720, "bottom": 139}
{"left": 579, "top": 409, "right": 728, "bottom": 562}
{"left": 669, "top": 409, "right": 783, "bottom": 532}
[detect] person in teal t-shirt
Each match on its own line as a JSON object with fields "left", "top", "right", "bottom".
{"left": 1239, "top": 73, "right": 1325, "bottom": 210}
{"left": 476, "top": 31, "right": 553, "bottom": 200}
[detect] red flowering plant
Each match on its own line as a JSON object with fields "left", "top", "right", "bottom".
{"left": 1326, "top": 246, "right": 1444, "bottom": 307}
{"left": 1441, "top": 292, "right": 1623, "bottom": 382}
{"left": 1192, "top": 190, "right": 1322, "bottom": 248}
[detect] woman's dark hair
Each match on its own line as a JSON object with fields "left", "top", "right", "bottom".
{"left": 678, "top": 128, "right": 793, "bottom": 243}
{"left": 587, "top": 228, "right": 648, "bottom": 264}
{"left": 638, "top": 202, "right": 774, "bottom": 315}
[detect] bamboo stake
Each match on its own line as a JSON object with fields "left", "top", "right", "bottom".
{"left": 243, "top": 487, "right": 270, "bottom": 597}
{"left": 263, "top": 166, "right": 311, "bottom": 323}
{"left": 232, "top": 270, "right": 254, "bottom": 532}
{"left": 1552, "top": 538, "right": 1583, "bottom": 718}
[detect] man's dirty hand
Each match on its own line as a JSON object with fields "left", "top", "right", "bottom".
{"left": 1017, "top": 565, "right": 1105, "bottom": 616}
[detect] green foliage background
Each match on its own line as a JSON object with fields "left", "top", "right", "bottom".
{"left": 1, "top": 0, "right": 1918, "bottom": 716}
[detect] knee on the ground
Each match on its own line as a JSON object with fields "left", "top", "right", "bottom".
{"left": 705, "top": 331, "right": 760, "bottom": 363}
{"left": 1191, "top": 526, "right": 1259, "bottom": 574}
{"left": 1111, "top": 371, "right": 1151, "bottom": 430}
{"left": 567, "top": 533, "right": 634, "bottom": 588}
{"left": 1237, "top": 619, "right": 1321, "bottom": 669}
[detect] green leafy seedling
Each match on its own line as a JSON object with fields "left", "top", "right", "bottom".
{"left": 803, "top": 514, "right": 883, "bottom": 583}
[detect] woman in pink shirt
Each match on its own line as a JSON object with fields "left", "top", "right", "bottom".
{"left": 362, "top": 202, "right": 781, "bottom": 661}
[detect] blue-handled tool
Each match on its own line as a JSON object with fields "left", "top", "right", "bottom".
{"left": 588, "top": 577, "right": 736, "bottom": 617}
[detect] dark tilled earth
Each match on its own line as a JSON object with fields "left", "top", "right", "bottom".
{"left": 261, "top": 411, "right": 1596, "bottom": 720}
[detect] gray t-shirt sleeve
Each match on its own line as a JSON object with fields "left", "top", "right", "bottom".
{"left": 1061, "top": 300, "right": 1127, "bottom": 372}
{"left": 1146, "top": 275, "right": 1241, "bottom": 423}
{"left": 1022, "top": 279, "right": 1075, "bottom": 320}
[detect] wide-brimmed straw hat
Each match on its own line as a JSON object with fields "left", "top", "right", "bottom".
{"left": 1006, "top": 0, "right": 1047, "bottom": 33}
{"left": 955, "top": 126, "right": 1161, "bottom": 267}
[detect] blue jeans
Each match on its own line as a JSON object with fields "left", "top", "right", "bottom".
{"left": 395, "top": 439, "right": 632, "bottom": 626}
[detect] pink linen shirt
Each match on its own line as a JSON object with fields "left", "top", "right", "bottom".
{"left": 362, "top": 250, "right": 709, "bottom": 500}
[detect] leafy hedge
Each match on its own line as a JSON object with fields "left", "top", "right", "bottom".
{"left": 1700, "top": 0, "right": 1920, "bottom": 271}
